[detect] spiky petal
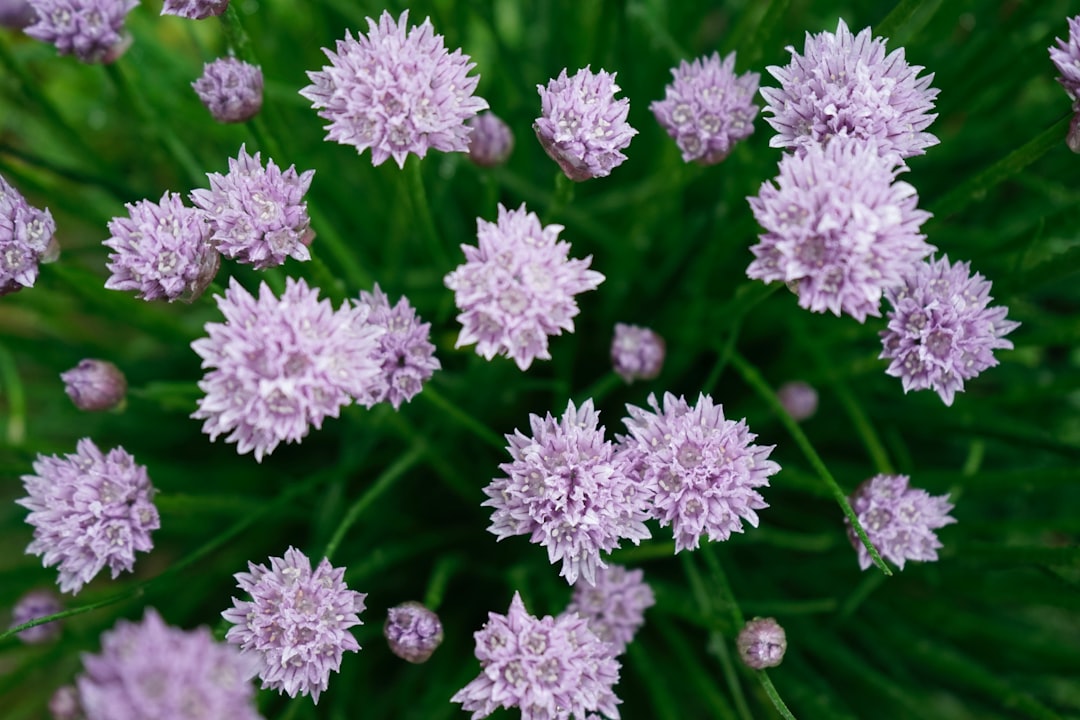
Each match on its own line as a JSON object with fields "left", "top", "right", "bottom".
{"left": 846, "top": 474, "right": 956, "bottom": 571}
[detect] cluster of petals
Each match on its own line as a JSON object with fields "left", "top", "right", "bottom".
{"left": 10, "top": 589, "right": 63, "bottom": 643}
{"left": 25, "top": 0, "right": 136, "bottom": 63}
{"left": 0, "top": 172, "right": 57, "bottom": 296}
{"left": 192, "top": 57, "right": 264, "bottom": 123}
{"left": 846, "top": 474, "right": 956, "bottom": 571}
{"left": 161, "top": 0, "right": 227, "bottom": 19}
{"left": 610, "top": 323, "right": 665, "bottom": 383}
{"left": 563, "top": 565, "right": 655, "bottom": 654}
{"left": 1049, "top": 15, "right": 1080, "bottom": 151}
{"left": 355, "top": 284, "right": 440, "bottom": 409}
{"left": 737, "top": 617, "right": 787, "bottom": 669}
{"left": 384, "top": 601, "right": 443, "bottom": 663}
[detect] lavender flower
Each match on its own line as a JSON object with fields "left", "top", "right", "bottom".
{"left": 193, "top": 58, "right": 264, "bottom": 124}
{"left": 747, "top": 137, "right": 934, "bottom": 322}
{"left": 0, "top": 172, "right": 58, "bottom": 296}
{"left": 1049, "top": 15, "right": 1080, "bottom": 152}
{"left": 846, "top": 474, "right": 956, "bottom": 571}
{"left": 161, "top": 0, "right": 227, "bottom": 19}
{"left": 191, "top": 278, "right": 384, "bottom": 462}
{"left": 880, "top": 255, "right": 1019, "bottom": 406}
{"left": 563, "top": 565, "right": 655, "bottom": 654}
{"left": 354, "top": 285, "right": 440, "bottom": 410}
{"left": 25, "top": 0, "right": 135, "bottom": 63}
{"left": 444, "top": 203, "right": 604, "bottom": 370}
{"left": 60, "top": 359, "right": 127, "bottom": 412}
{"left": 534, "top": 66, "right": 637, "bottom": 181}
{"left": 737, "top": 617, "right": 787, "bottom": 669}
{"left": 618, "top": 392, "right": 780, "bottom": 553}
{"left": 760, "top": 19, "right": 939, "bottom": 159}
{"left": 190, "top": 145, "right": 315, "bottom": 270}
{"left": 17, "top": 438, "right": 159, "bottom": 595}
{"left": 77, "top": 608, "right": 262, "bottom": 720}
{"left": 466, "top": 111, "right": 515, "bottom": 167}
{"left": 10, "top": 589, "right": 62, "bottom": 643}
{"left": 484, "top": 399, "right": 651, "bottom": 586}
{"left": 0, "top": 0, "right": 34, "bottom": 29}
{"left": 776, "top": 380, "right": 818, "bottom": 421}
{"left": 222, "top": 547, "right": 366, "bottom": 704}
{"left": 104, "top": 191, "right": 218, "bottom": 303}
{"left": 49, "top": 685, "right": 82, "bottom": 720}
{"left": 611, "top": 323, "right": 665, "bottom": 383}
{"left": 452, "top": 592, "right": 621, "bottom": 720}
{"left": 384, "top": 601, "right": 443, "bottom": 663}
{"left": 300, "top": 9, "right": 488, "bottom": 168}
{"left": 651, "top": 52, "right": 760, "bottom": 165}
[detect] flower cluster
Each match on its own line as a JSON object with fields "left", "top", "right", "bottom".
{"left": 193, "top": 58, "right": 264, "bottom": 123}
{"left": 25, "top": 0, "right": 136, "bottom": 63}
{"left": 161, "top": 0, "right": 227, "bottom": 19}
{"left": 563, "top": 565, "right": 655, "bottom": 654}
{"left": 60, "top": 359, "right": 127, "bottom": 412}
{"left": 846, "top": 474, "right": 956, "bottom": 571}
{"left": 384, "top": 601, "right": 444, "bottom": 664}
{"left": 354, "top": 285, "right": 440, "bottom": 409}
{"left": 610, "top": 323, "right": 665, "bottom": 383}
{"left": 0, "top": 172, "right": 58, "bottom": 296}
{"left": 1049, "top": 15, "right": 1080, "bottom": 152}
{"left": 9, "top": 589, "right": 62, "bottom": 644}
{"left": 737, "top": 617, "right": 787, "bottom": 669}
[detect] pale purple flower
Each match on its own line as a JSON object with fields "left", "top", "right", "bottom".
{"left": 190, "top": 145, "right": 315, "bottom": 270}
{"left": 563, "top": 565, "right": 654, "bottom": 654}
{"left": 452, "top": 592, "right": 622, "bottom": 720}
{"left": 444, "top": 203, "right": 604, "bottom": 370}
{"left": 191, "top": 278, "right": 384, "bottom": 462}
{"left": 618, "top": 392, "right": 780, "bottom": 553}
{"left": 467, "top": 111, "right": 515, "bottom": 167}
{"left": 880, "top": 255, "right": 1019, "bottom": 406}
{"left": 0, "top": 0, "right": 34, "bottom": 29}
{"left": 611, "top": 323, "right": 665, "bottom": 383}
{"left": 776, "top": 380, "right": 818, "bottom": 421}
{"left": 10, "top": 589, "right": 62, "bottom": 643}
{"left": 17, "top": 438, "right": 159, "bottom": 595}
{"left": 760, "top": 19, "right": 939, "bottom": 159}
{"left": 483, "top": 399, "right": 651, "bottom": 586}
{"left": 49, "top": 685, "right": 82, "bottom": 720}
{"left": 104, "top": 191, "right": 218, "bottom": 303}
{"left": 161, "top": 0, "right": 227, "bottom": 19}
{"left": 737, "top": 617, "right": 786, "bottom": 669}
{"left": 60, "top": 359, "right": 127, "bottom": 412}
{"left": 222, "top": 547, "right": 366, "bottom": 704}
{"left": 25, "top": 0, "right": 135, "bottom": 63}
{"left": 534, "top": 66, "right": 637, "bottom": 181}
{"left": 0, "top": 172, "right": 58, "bottom": 296}
{"left": 846, "top": 474, "right": 956, "bottom": 571}
{"left": 300, "top": 9, "right": 488, "bottom": 168}
{"left": 193, "top": 58, "right": 264, "bottom": 123}
{"left": 747, "top": 137, "right": 934, "bottom": 322}
{"left": 384, "top": 601, "right": 443, "bottom": 663}
{"left": 77, "top": 608, "right": 262, "bottom": 720}
{"left": 651, "top": 51, "right": 760, "bottom": 165}
{"left": 1050, "top": 16, "right": 1080, "bottom": 151}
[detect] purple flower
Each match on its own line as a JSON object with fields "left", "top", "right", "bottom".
{"left": 467, "top": 111, "right": 515, "bottom": 167}
{"left": 49, "top": 685, "right": 82, "bottom": 720}
{"left": 534, "top": 66, "right": 637, "bottom": 181}
{"left": 879, "top": 255, "right": 1019, "bottom": 406}
{"left": 190, "top": 145, "right": 315, "bottom": 270}
{"left": 60, "top": 359, "right": 127, "bottom": 412}
{"left": 846, "top": 474, "right": 956, "bottom": 571}
{"left": 384, "top": 601, "right": 443, "bottom": 664}
{"left": 161, "top": 0, "right": 227, "bottom": 19}
{"left": 736, "top": 617, "right": 786, "bottom": 669}
{"left": 611, "top": 323, "right": 665, "bottom": 383}
{"left": 191, "top": 278, "right": 384, "bottom": 462}
{"left": 25, "top": 0, "right": 135, "bottom": 63}
{"left": 484, "top": 399, "right": 651, "bottom": 586}
{"left": 776, "top": 380, "right": 818, "bottom": 421}
{"left": 452, "top": 591, "right": 621, "bottom": 720}
{"left": 563, "top": 565, "right": 655, "bottom": 654}
{"left": 1050, "top": 16, "right": 1080, "bottom": 151}
{"left": 222, "top": 547, "right": 366, "bottom": 704}
{"left": 651, "top": 52, "right": 760, "bottom": 165}
{"left": 17, "top": 438, "right": 159, "bottom": 595}
{"left": 77, "top": 608, "right": 262, "bottom": 720}
{"left": 444, "top": 203, "right": 604, "bottom": 370}
{"left": 760, "top": 19, "right": 939, "bottom": 159}
{"left": 618, "top": 392, "right": 780, "bottom": 553}
{"left": 354, "top": 285, "right": 440, "bottom": 410}
{"left": 192, "top": 58, "right": 264, "bottom": 123}
{"left": 0, "top": 172, "right": 58, "bottom": 296}
{"left": 0, "top": 0, "right": 34, "bottom": 29}
{"left": 747, "top": 137, "right": 934, "bottom": 322}
{"left": 10, "top": 589, "right": 62, "bottom": 643}
{"left": 300, "top": 9, "right": 488, "bottom": 168}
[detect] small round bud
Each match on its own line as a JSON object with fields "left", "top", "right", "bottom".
{"left": 776, "top": 380, "right": 818, "bottom": 422}
{"left": 384, "top": 601, "right": 443, "bottom": 663}
{"left": 611, "top": 323, "right": 665, "bottom": 383}
{"left": 737, "top": 617, "right": 786, "bottom": 669}
{"left": 467, "top": 112, "right": 514, "bottom": 167}
{"left": 0, "top": 0, "right": 34, "bottom": 29}
{"left": 60, "top": 359, "right": 127, "bottom": 412}
{"left": 192, "top": 58, "right": 264, "bottom": 124}
{"left": 49, "top": 685, "right": 82, "bottom": 720}
{"left": 10, "top": 589, "right": 62, "bottom": 644}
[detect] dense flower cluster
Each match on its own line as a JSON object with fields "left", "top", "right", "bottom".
{"left": 161, "top": 0, "right": 227, "bottom": 19}
{"left": 1049, "top": 15, "right": 1080, "bottom": 152}
{"left": 384, "top": 601, "right": 444, "bottom": 663}
{"left": 610, "top": 323, "right": 665, "bottom": 383}
{"left": 354, "top": 285, "right": 440, "bottom": 409}
{"left": 467, "top": 111, "right": 515, "bottom": 167}
{"left": 25, "top": 0, "right": 136, "bottom": 63}
{"left": 846, "top": 474, "right": 956, "bottom": 571}
{"left": 737, "top": 617, "right": 787, "bottom": 669}
{"left": 192, "top": 58, "right": 264, "bottom": 123}
{"left": 1, "top": 172, "right": 58, "bottom": 297}
{"left": 60, "top": 359, "right": 127, "bottom": 412}
{"left": 9, "top": 589, "right": 62, "bottom": 643}
{"left": 564, "top": 565, "right": 654, "bottom": 654}
{"left": 776, "top": 380, "right": 818, "bottom": 421}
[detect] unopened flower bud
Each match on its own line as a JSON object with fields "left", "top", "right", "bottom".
{"left": 467, "top": 112, "right": 514, "bottom": 167}
{"left": 10, "top": 589, "right": 62, "bottom": 643}
{"left": 193, "top": 58, "right": 264, "bottom": 124}
{"left": 60, "top": 359, "right": 127, "bottom": 412}
{"left": 384, "top": 601, "right": 443, "bottom": 663}
{"left": 611, "top": 323, "right": 665, "bottom": 383}
{"left": 776, "top": 380, "right": 818, "bottom": 421}
{"left": 49, "top": 685, "right": 82, "bottom": 720}
{"left": 737, "top": 617, "right": 786, "bottom": 669}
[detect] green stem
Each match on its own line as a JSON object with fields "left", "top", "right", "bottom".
{"left": 406, "top": 156, "right": 452, "bottom": 271}
{"left": 703, "top": 319, "right": 743, "bottom": 396}
{"left": 419, "top": 385, "right": 505, "bottom": 450}
{"left": 546, "top": 171, "right": 576, "bottom": 221}
{"left": 0, "top": 344, "right": 25, "bottom": 446}
{"left": 758, "top": 671, "right": 798, "bottom": 720}
{"left": 573, "top": 372, "right": 623, "bottom": 406}
{"left": 875, "top": 0, "right": 931, "bottom": 39}
{"left": 423, "top": 555, "right": 461, "bottom": 611}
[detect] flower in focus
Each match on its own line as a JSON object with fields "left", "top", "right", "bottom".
{"left": 0, "top": 172, "right": 58, "bottom": 296}
{"left": 161, "top": 0, "right": 227, "bottom": 19}
{"left": 9, "top": 589, "right": 62, "bottom": 643}
{"left": 1049, "top": 15, "right": 1080, "bottom": 152}
{"left": 384, "top": 601, "right": 444, "bottom": 663}
{"left": 191, "top": 278, "right": 384, "bottom": 462}
{"left": 618, "top": 392, "right": 780, "bottom": 553}
{"left": 611, "top": 323, "right": 665, "bottom": 383}
{"left": 563, "top": 565, "right": 655, "bottom": 654}
{"left": 466, "top": 111, "right": 515, "bottom": 167}
{"left": 300, "top": 9, "right": 488, "bottom": 168}
{"left": 451, "top": 591, "right": 621, "bottom": 720}
{"left": 651, "top": 51, "right": 760, "bottom": 165}
{"left": 444, "top": 203, "right": 604, "bottom": 370}
{"left": 354, "top": 285, "right": 440, "bottom": 409}
{"left": 25, "top": 0, "right": 135, "bottom": 63}
{"left": 736, "top": 617, "right": 786, "bottom": 669}
{"left": 846, "top": 474, "right": 956, "bottom": 571}
{"left": 776, "top": 380, "right": 818, "bottom": 421}
{"left": 879, "top": 255, "right": 1019, "bottom": 406}
{"left": 193, "top": 57, "right": 264, "bottom": 123}
{"left": 760, "top": 19, "right": 939, "bottom": 159}
{"left": 747, "top": 137, "right": 934, "bottom": 322}
{"left": 534, "top": 66, "right": 637, "bottom": 181}
{"left": 17, "top": 438, "right": 159, "bottom": 595}
{"left": 222, "top": 547, "right": 366, "bottom": 704}
{"left": 60, "top": 359, "right": 127, "bottom": 412}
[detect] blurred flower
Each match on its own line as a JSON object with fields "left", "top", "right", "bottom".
{"left": 466, "top": 111, "right": 514, "bottom": 167}
{"left": 77, "top": 608, "right": 262, "bottom": 720}
{"left": 17, "top": 438, "right": 159, "bottom": 595}
{"left": 737, "top": 617, "right": 786, "bottom": 669}
{"left": 484, "top": 399, "right": 651, "bottom": 586}
{"left": 776, "top": 380, "right": 817, "bottom": 421}
{"left": 193, "top": 57, "right": 264, "bottom": 123}
{"left": 444, "top": 203, "right": 604, "bottom": 370}
{"left": 60, "top": 359, "right": 127, "bottom": 412}
{"left": 846, "top": 474, "right": 956, "bottom": 571}
{"left": 760, "top": 19, "right": 939, "bottom": 159}
{"left": 190, "top": 144, "right": 315, "bottom": 270}
{"left": 49, "top": 685, "right": 82, "bottom": 720}
{"left": 611, "top": 323, "right": 665, "bottom": 383}
{"left": 384, "top": 601, "right": 443, "bottom": 664}
{"left": 222, "top": 547, "right": 366, "bottom": 704}
{"left": 10, "top": 589, "right": 62, "bottom": 643}
{"left": 25, "top": 0, "right": 135, "bottom": 63}
{"left": 563, "top": 565, "right": 654, "bottom": 654}
{"left": 355, "top": 285, "right": 440, "bottom": 410}
{"left": 651, "top": 51, "right": 760, "bottom": 165}
{"left": 747, "top": 137, "right": 933, "bottom": 322}
{"left": 300, "top": 9, "right": 488, "bottom": 168}
{"left": 452, "top": 591, "right": 621, "bottom": 720}
{"left": 161, "top": 0, "right": 227, "bottom": 19}
{"left": 1050, "top": 15, "right": 1080, "bottom": 152}
{"left": 0, "top": 172, "right": 58, "bottom": 297}
{"left": 879, "top": 255, "right": 1019, "bottom": 406}
{"left": 534, "top": 66, "right": 637, "bottom": 181}
{"left": 0, "top": 0, "right": 33, "bottom": 30}
{"left": 618, "top": 392, "right": 780, "bottom": 553}
{"left": 191, "top": 278, "right": 383, "bottom": 462}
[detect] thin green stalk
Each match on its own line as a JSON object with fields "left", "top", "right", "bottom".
{"left": 423, "top": 555, "right": 461, "bottom": 611}
{"left": 546, "top": 170, "right": 576, "bottom": 221}
{"left": 758, "top": 671, "right": 798, "bottom": 720}
{"left": 0, "top": 344, "right": 26, "bottom": 446}
{"left": 703, "top": 319, "right": 743, "bottom": 396}
{"left": 573, "top": 372, "right": 623, "bottom": 406}
{"left": 406, "top": 156, "right": 452, "bottom": 271}
{"left": 875, "top": 0, "right": 931, "bottom": 39}
{"left": 419, "top": 385, "right": 505, "bottom": 450}
{"left": 308, "top": 202, "right": 373, "bottom": 291}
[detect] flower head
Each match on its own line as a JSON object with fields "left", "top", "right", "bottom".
{"left": 60, "top": 359, "right": 127, "bottom": 412}
{"left": 467, "top": 111, "right": 515, "bottom": 167}
{"left": 760, "top": 19, "right": 939, "bottom": 159}
{"left": 161, "top": 0, "right": 227, "bottom": 19}
{"left": 564, "top": 565, "right": 654, "bottom": 654}
{"left": 747, "top": 137, "right": 934, "bottom": 321}
{"left": 776, "top": 380, "right": 818, "bottom": 421}
{"left": 0, "top": 172, "right": 58, "bottom": 296}
{"left": 354, "top": 285, "right": 440, "bottom": 409}
{"left": 879, "top": 255, "right": 1019, "bottom": 406}
{"left": 618, "top": 392, "right": 780, "bottom": 553}
{"left": 452, "top": 592, "right": 621, "bottom": 720}
{"left": 300, "top": 9, "right": 488, "bottom": 168}
{"left": 17, "top": 438, "right": 159, "bottom": 595}
{"left": 534, "top": 66, "right": 637, "bottom": 181}
{"left": 10, "top": 589, "right": 62, "bottom": 643}
{"left": 384, "top": 601, "right": 444, "bottom": 663}
{"left": 651, "top": 52, "right": 760, "bottom": 165}
{"left": 737, "top": 617, "right": 787, "bottom": 669}
{"left": 445, "top": 203, "right": 604, "bottom": 370}
{"left": 1050, "top": 16, "right": 1080, "bottom": 152}
{"left": 25, "top": 0, "right": 135, "bottom": 63}
{"left": 77, "top": 608, "right": 262, "bottom": 720}
{"left": 193, "top": 58, "right": 264, "bottom": 123}
{"left": 222, "top": 547, "right": 365, "bottom": 704}
{"left": 611, "top": 323, "right": 665, "bottom": 383}
{"left": 846, "top": 474, "right": 956, "bottom": 571}
{"left": 191, "top": 278, "right": 384, "bottom": 462}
